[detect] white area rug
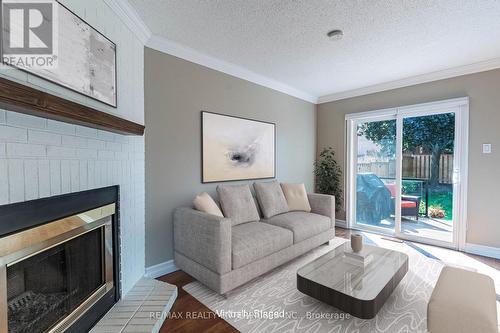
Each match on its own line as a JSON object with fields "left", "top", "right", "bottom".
{"left": 183, "top": 236, "right": 463, "bottom": 333}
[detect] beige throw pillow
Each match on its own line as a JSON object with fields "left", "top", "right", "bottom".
{"left": 193, "top": 192, "right": 224, "bottom": 217}
{"left": 281, "top": 183, "right": 311, "bottom": 212}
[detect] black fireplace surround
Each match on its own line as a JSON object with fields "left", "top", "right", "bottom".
{"left": 0, "top": 186, "right": 121, "bottom": 333}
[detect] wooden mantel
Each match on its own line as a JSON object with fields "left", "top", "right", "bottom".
{"left": 0, "top": 77, "right": 145, "bottom": 135}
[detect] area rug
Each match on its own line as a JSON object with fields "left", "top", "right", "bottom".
{"left": 183, "top": 236, "right": 447, "bottom": 333}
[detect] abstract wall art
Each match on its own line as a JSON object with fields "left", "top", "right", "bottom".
{"left": 201, "top": 111, "right": 276, "bottom": 183}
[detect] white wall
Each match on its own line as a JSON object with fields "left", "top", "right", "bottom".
{"left": 0, "top": 0, "right": 145, "bottom": 295}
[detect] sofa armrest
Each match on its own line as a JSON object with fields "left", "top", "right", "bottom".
{"left": 173, "top": 207, "right": 232, "bottom": 274}
{"left": 308, "top": 193, "right": 335, "bottom": 228}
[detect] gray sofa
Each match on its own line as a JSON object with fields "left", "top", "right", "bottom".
{"left": 173, "top": 193, "right": 335, "bottom": 294}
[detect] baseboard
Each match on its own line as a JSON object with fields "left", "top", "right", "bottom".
{"left": 464, "top": 243, "right": 500, "bottom": 260}
{"left": 145, "top": 259, "right": 179, "bottom": 278}
{"left": 334, "top": 225, "right": 500, "bottom": 260}
{"left": 335, "top": 219, "right": 347, "bottom": 228}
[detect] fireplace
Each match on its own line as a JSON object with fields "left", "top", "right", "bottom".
{"left": 0, "top": 186, "right": 120, "bottom": 333}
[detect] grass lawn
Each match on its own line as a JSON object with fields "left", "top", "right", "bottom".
{"left": 424, "top": 186, "right": 453, "bottom": 221}
{"left": 400, "top": 180, "right": 454, "bottom": 221}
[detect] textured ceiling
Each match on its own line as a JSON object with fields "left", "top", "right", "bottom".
{"left": 129, "top": 0, "right": 500, "bottom": 100}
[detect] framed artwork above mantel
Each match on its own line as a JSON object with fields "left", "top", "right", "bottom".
{"left": 201, "top": 111, "right": 276, "bottom": 183}
{"left": 1, "top": 1, "right": 117, "bottom": 107}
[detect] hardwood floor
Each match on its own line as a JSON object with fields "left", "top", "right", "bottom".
{"left": 157, "top": 227, "right": 500, "bottom": 332}
{"left": 157, "top": 228, "right": 350, "bottom": 332}
{"left": 157, "top": 270, "right": 238, "bottom": 332}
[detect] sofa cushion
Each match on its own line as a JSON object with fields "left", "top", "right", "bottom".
{"left": 193, "top": 192, "right": 224, "bottom": 217}
{"left": 281, "top": 183, "right": 311, "bottom": 212}
{"left": 263, "top": 212, "right": 331, "bottom": 243}
{"left": 232, "top": 222, "right": 293, "bottom": 269}
{"left": 254, "top": 181, "right": 289, "bottom": 219}
{"left": 401, "top": 200, "right": 417, "bottom": 208}
{"left": 217, "top": 184, "right": 260, "bottom": 225}
{"left": 253, "top": 196, "right": 263, "bottom": 219}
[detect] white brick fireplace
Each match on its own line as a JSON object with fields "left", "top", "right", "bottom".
{"left": 0, "top": 0, "right": 147, "bottom": 297}
{"left": 0, "top": 110, "right": 145, "bottom": 295}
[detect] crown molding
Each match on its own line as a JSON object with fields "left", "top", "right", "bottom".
{"left": 104, "top": 0, "right": 152, "bottom": 44}
{"left": 146, "top": 35, "right": 317, "bottom": 103}
{"left": 318, "top": 57, "right": 500, "bottom": 104}
{"left": 103, "top": 0, "right": 316, "bottom": 102}
{"left": 101, "top": 1, "right": 500, "bottom": 106}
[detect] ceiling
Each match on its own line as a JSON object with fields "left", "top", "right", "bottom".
{"left": 128, "top": 0, "right": 500, "bottom": 103}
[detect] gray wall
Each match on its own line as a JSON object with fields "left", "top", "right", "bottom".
{"left": 145, "top": 48, "right": 316, "bottom": 267}
{"left": 317, "top": 68, "right": 500, "bottom": 248}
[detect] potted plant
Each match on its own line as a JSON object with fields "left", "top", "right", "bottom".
{"left": 314, "top": 147, "right": 343, "bottom": 212}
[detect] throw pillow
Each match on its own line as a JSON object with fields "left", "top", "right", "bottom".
{"left": 193, "top": 192, "right": 224, "bottom": 217}
{"left": 281, "top": 183, "right": 311, "bottom": 212}
{"left": 217, "top": 184, "right": 260, "bottom": 225}
{"left": 253, "top": 181, "right": 289, "bottom": 219}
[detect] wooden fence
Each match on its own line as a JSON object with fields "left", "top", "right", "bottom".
{"left": 403, "top": 154, "right": 454, "bottom": 184}
{"left": 357, "top": 161, "right": 396, "bottom": 178}
{"left": 358, "top": 154, "right": 453, "bottom": 184}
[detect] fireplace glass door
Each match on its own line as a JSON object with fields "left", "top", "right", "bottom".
{"left": 7, "top": 228, "right": 103, "bottom": 333}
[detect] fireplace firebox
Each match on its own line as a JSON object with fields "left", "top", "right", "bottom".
{"left": 0, "top": 186, "right": 120, "bottom": 333}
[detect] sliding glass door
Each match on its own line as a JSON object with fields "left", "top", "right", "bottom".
{"left": 353, "top": 117, "right": 396, "bottom": 233}
{"left": 398, "top": 112, "right": 455, "bottom": 243}
{"left": 346, "top": 98, "right": 469, "bottom": 249}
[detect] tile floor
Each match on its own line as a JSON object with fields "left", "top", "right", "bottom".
{"left": 90, "top": 278, "right": 177, "bottom": 333}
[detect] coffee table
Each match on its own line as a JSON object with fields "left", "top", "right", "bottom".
{"left": 297, "top": 242, "right": 408, "bottom": 319}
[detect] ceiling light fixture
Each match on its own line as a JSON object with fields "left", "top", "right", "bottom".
{"left": 327, "top": 29, "right": 343, "bottom": 41}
